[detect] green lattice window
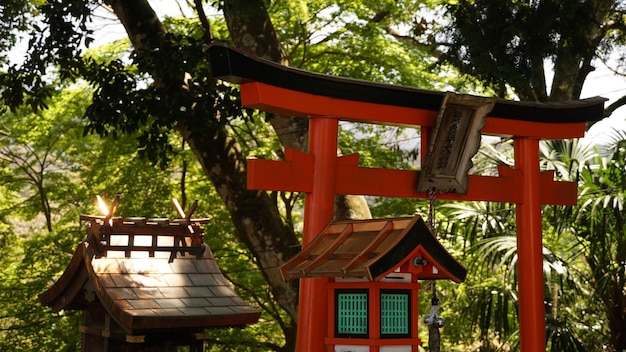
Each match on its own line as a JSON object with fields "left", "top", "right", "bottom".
{"left": 380, "top": 290, "right": 411, "bottom": 338}
{"left": 335, "top": 290, "right": 368, "bottom": 337}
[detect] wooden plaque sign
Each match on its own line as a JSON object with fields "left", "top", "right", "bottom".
{"left": 417, "top": 92, "right": 496, "bottom": 194}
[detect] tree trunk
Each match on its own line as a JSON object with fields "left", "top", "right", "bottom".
{"left": 104, "top": 0, "right": 301, "bottom": 348}
{"left": 221, "top": 0, "right": 308, "bottom": 152}
{"left": 177, "top": 125, "right": 301, "bottom": 320}
{"left": 103, "top": 1, "right": 372, "bottom": 350}
{"left": 222, "top": 0, "right": 372, "bottom": 221}
{"left": 549, "top": 0, "right": 614, "bottom": 102}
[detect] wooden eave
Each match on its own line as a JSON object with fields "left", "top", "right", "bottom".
{"left": 280, "top": 215, "right": 467, "bottom": 283}
{"left": 39, "top": 244, "right": 91, "bottom": 312}
{"left": 206, "top": 42, "right": 606, "bottom": 129}
{"left": 40, "top": 218, "right": 260, "bottom": 333}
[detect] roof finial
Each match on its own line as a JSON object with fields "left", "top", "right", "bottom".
{"left": 96, "top": 195, "right": 119, "bottom": 226}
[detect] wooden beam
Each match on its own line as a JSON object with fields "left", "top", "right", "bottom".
{"left": 247, "top": 151, "right": 578, "bottom": 205}
{"left": 241, "top": 82, "right": 588, "bottom": 139}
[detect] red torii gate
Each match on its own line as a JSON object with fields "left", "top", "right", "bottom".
{"left": 207, "top": 43, "right": 605, "bottom": 352}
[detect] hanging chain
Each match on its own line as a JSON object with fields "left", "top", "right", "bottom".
{"left": 428, "top": 187, "right": 436, "bottom": 232}
{"left": 427, "top": 187, "right": 438, "bottom": 305}
{"left": 426, "top": 188, "right": 439, "bottom": 307}
{"left": 425, "top": 187, "right": 443, "bottom": 352}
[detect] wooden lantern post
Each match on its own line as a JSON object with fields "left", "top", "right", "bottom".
{"left": 206, "top": 42, "right": 605, "bottom": 352}
{"left": 280, "top": 215, "right": 467, "bottom": 351}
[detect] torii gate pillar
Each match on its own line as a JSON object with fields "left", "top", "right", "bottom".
{"left": 298, "top": 116, "right": 339, "bottom": 352}
{"left": 515, "top": 137, "right": 545, "bottom": 350}
{"left": 296, "top": 127, "right": 548, "bottom": 352}
{"left": 204, "top": 41, "right": 605, "bottom": 352}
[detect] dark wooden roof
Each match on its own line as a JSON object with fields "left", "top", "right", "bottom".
{"left": 206, "top": 42, "right": 605, "bottom": 124}
{"left": 39, "top": 217, "right": 260, "bottom": 333}
{"left": 280, "top": 216, "right": 466, "bottom": 283}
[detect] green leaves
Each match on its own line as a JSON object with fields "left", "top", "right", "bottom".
{"left": 0, "top": 224, "right": 82, "bottom": 351}
{"left": 0, "top": 0, "right": 38, "bottom": 65}
{"left": 441, "top": 0, "right": 621, "bottom": 101}
{"left": 2, "top": 0, "right": 624, "bottom": 350}
{"left": 272, "top": 0, "right": 439, "bottom": 87}
{"left": 1, "top": 0, "right": 94, "bottom": 112}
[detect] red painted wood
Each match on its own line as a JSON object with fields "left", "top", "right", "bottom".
{"left": 327, "top": 287, "right": 335, "bottom": 346}
{"left": 241, "top": 81, "right": 436, "bottom": 126}
{"left": 515, "top": 138, "right": 546, "bottom": 351}
{"left": 248, "top": 154, "right": 578, "bottom": 205}
{"left": 370, "top": 286, "right": 381, "bottom": 342}
{"left": 240, "top": 77, "right": 591, "bottom": 352}
{"left": 411, "top": 287, "right": 420, "bottom": 341}
{"left": 324, "top": 337, "right": 423, "bottom": 347}
{"left": 241, "top": 82, "right": 588, "bottom": 139}
{"left": 296, "top": 117, "right": 338, "bottom": 352}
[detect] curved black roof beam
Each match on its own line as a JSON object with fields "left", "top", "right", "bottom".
{"left": 206, "top": 42, "right": 606, "bottom": 124}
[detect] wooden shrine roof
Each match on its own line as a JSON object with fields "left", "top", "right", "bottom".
{"left": 280, "top": 215, "right": 467, "bottom": 283}
{"left": 206, "top": 42, "right": 605, "bottom": 124}
{"left": 39, "top": 216, "right": 260, "bottom": 333}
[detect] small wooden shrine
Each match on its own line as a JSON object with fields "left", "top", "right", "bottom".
{"left": 281, "top": 215, "right": 466, "bottom": 352}
{"left": 39, "top": 198, "right": 260, "bottom": 352}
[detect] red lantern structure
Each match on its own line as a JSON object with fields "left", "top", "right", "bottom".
{"left": 281, "top": 215, "right": 465, "bottom": 351}
{"left": 206, "top": 43, "right": 605, "bottom": 352}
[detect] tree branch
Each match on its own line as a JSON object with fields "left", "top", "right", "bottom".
{"left": 604, "top": 94, "right": 626, "bottom": 117}
{"left": 383, "top": 25, "right": 442, "bottom": 59}
{"left": 193, "top": 0, "right": 212, "bottom": 41}
{"left": 370, "top": 10, "right": 389, "bottom": 23}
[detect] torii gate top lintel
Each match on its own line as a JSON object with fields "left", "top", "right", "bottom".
{"left": 207, "top": 42, "right": 605, "bottom": 139}
{"left": 206, "top": 42, "right": 605, "bottom": 352}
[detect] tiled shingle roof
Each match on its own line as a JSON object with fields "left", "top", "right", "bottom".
{"left": 39, "top": 216, "right": 260, "bottom": 333}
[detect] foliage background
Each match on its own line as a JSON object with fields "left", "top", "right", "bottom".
{"left": 1, "top": 0, "right": 625, "bottom": 351}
